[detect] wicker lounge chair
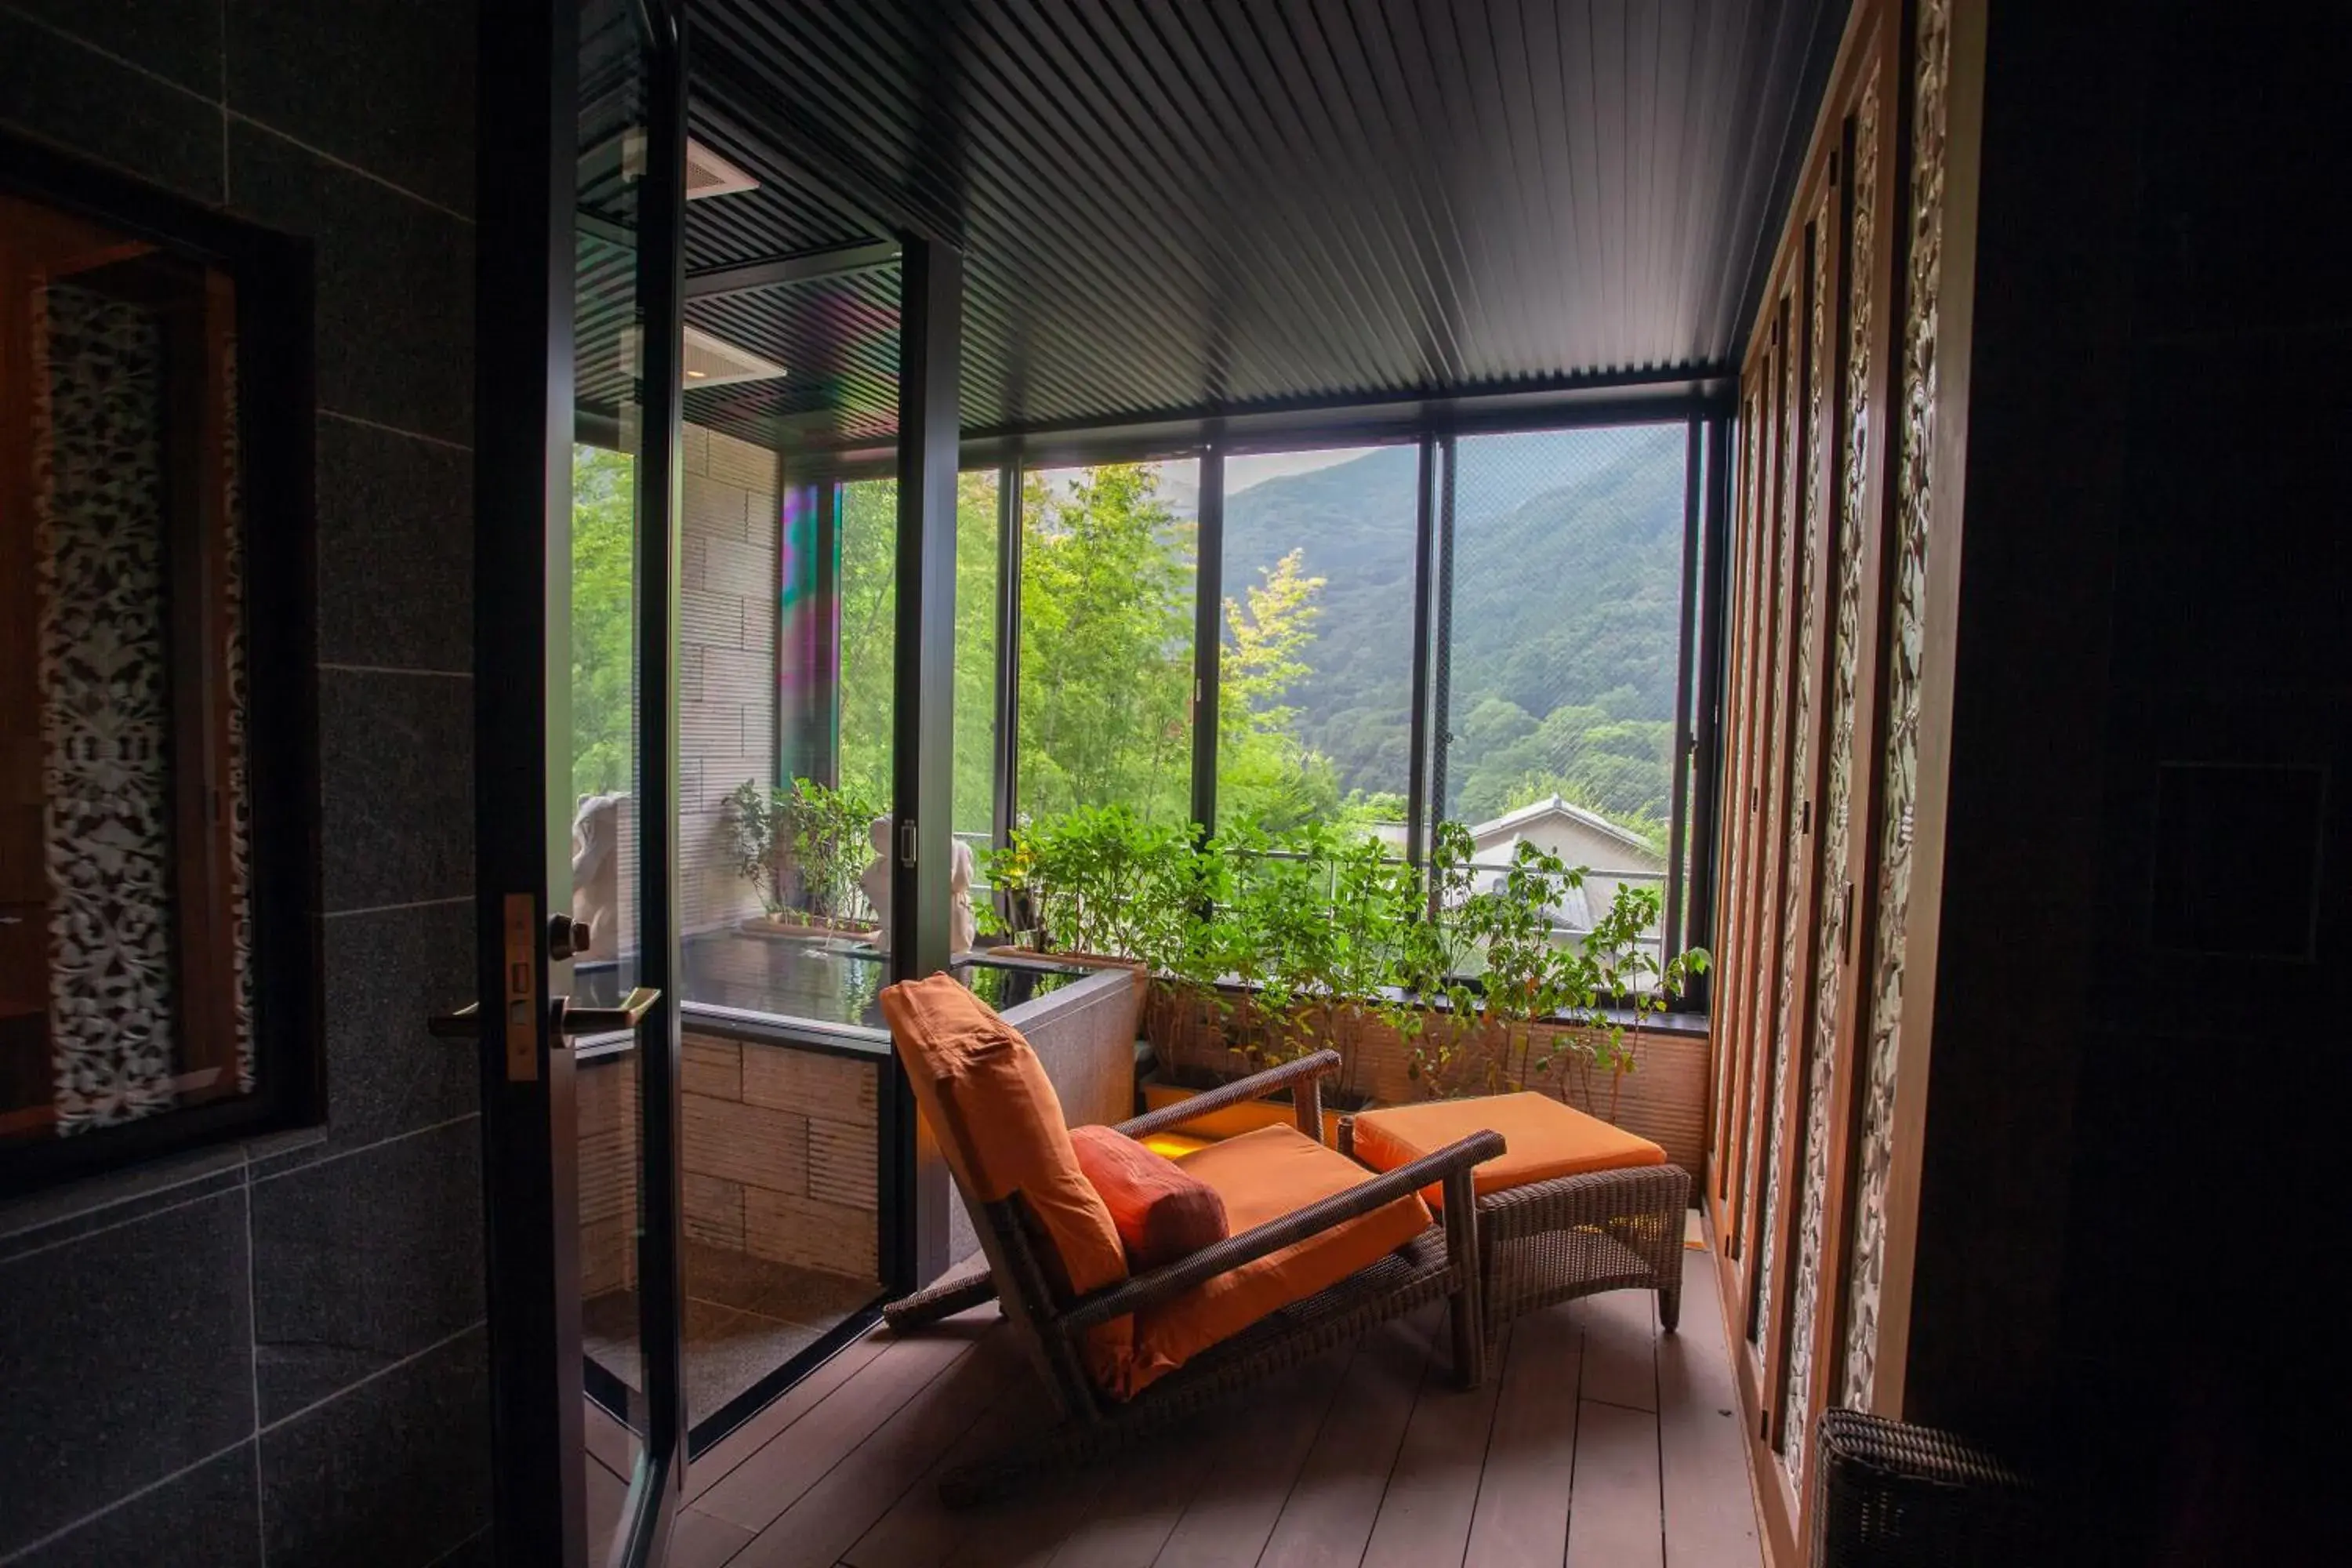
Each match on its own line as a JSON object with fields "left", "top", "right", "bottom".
{"left": 880, "top": 1041, "right": 1500, "bottom": 1507}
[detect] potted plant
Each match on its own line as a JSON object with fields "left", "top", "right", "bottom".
{"left": 1555, "top": 880, "right": 1710, "bottom": 1125}
{"left": 724, "top": 777, "right": 881, "bottom": 936}
{"left": 1138, "top": 820, "right": 1412, "bottom": 1142}
{"left": 979, "top": 804, "right": 1196, "bottom": 967}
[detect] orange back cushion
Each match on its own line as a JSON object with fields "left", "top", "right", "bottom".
{"left": 1069, "top": 1125, "right": 1230, "bottom": 1270}
{"left": 879, "top": 975, "right": 1133, "bottom": 1388}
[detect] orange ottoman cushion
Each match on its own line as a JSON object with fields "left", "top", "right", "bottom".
{"left": 879, "top": 975, "right": 1133, "bottom": 1391}
{"left": 1069, "top": 1124, "right": 1230, "bottom": 1270}
{"left": 1351, "top": 1092, "right": 1664, "bottom": 1208}
{"left": 1122, "top": 1125, "right": 1431, "bottom": 1396}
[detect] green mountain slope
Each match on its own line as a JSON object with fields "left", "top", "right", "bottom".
{"left": 1220, "top": 423, "right": 1687, "bottom": 831}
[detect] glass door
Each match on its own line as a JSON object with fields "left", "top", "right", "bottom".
{"left": 462, "top": 1, "right": 688, "bottom": 1563}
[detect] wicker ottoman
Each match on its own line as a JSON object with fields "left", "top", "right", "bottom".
{"left": 1341, "top": 1092, "right": 1690, "bottom": 1341}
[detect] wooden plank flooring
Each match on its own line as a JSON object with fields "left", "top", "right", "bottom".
{"left": 597, "top": 1214, "right": 1761, "bottom": 1568}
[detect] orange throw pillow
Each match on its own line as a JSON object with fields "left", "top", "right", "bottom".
{"left": 1069, "top": 1125, "right": 1230, "bottom": 1270}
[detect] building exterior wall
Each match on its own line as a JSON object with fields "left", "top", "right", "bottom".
{"left": 0, "top": 5, "right": 489, "bottom": 1564}
{"left": 678, "top": 424, "right": 780, "bottom": 936}
{"left": 1468, "top": 804, "right": 1668, "bottom": 931}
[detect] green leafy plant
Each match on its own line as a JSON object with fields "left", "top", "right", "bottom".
{"left": 980, "top": 804, "right": 1196, "bottom": 966}
{"left": 1218, "top": 820, "right": 1338, "bottom": 1073}
{"left": 724, "top": 777, "right": 879, "bottom": 926}
{"left": 1393, "top": 825, "right": 1709, "bottom": 1117}
{"left": 1558, "top": 881, "right": 1711, "bottom": 1121}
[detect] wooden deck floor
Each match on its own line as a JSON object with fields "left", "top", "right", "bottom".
{"left": 595, "top": 1218, "right": 1761, "bottom": 1568}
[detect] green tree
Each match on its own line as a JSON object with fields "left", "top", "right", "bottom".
{"left": 835, "top": 477, "right": 897, "bottom": 804}
{"left": 1217, "top": 549, "right": 1342, "bottom": 832}
{"left": 832, "top": 472, "right": 1002, "bottom": 834}
{"left": 1016, "top": 463, "right": 1196, "bottom": 826}
{"left": 571, "top": 445, "right": 635, "bottom": 801}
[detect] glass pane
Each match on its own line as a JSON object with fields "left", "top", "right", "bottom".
{"left": 954, "top": 469, "right": 999, "bottom": 887}
{"left": 572, "top": 0, "right": 648, "bottom": 1528}
{"left": 1016, "top": 459, "right": 1200, "bottom": 829}
{"left": 1218, "top": 445, "right": 1417, "bottom": 844}
{"left": 2, "top": 193, "right": 256, "bottom": 1148}
{"left": 1440, "top": 425, "right": 1689, "bottom": 960}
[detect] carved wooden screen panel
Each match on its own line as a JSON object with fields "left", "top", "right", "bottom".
{"left": 1774, "top": 48, "right": 1904, "bottom": 1529}
{"left": 1697, "top": 2, "right": 1951, "bottom": 1555}
{"left": 1745, "top": 280, "right": 1806, "bottom": 1357}
{"left": 2, "top": 193, "right": 254, "bottom": 1152}
{"left": 1845, "top": 0, "right": 1955, "bottom": 1416}
{"left": 1730, "top": 327, "right": 1786, "bottom": 1282}
{"left": 1709, "top": 377, "right": 1766, "bottom": 1254}
{"left": 1756, "top": 173, "right": 1846, "bottom": 1465}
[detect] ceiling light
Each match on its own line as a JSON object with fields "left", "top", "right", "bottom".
{"left": 684, "top": 139, "right": 759, "bottom": 201}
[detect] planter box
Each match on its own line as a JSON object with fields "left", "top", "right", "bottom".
{"left": 740, "top": 914, "right": 880, "bottom": 942}
{"left": 1143, "top": 977, "right": 1710, "bottom": 1174}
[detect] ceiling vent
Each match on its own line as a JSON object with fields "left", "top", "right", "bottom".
{"left": 681, "top": 325, "right": 786, "bottom": 387}
{"left": 618, "top": 325, "right": 788, "bottom": 388}
{"left": 684, "top": 138, "right": 759, "bottom": 200}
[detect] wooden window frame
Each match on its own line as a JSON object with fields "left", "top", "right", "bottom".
{"left": 0, "top": 132, "right": 321, "bottom": 1194}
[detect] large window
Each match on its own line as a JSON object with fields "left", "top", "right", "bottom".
{"left": 835, "top": 476, "right": 897, "bottom": 808}
{"left": 1438, "top": 424, "right": 1691, "bottom": 952}
{"left": 953, "top": 470, "right": 1000, "bottom": 852}
{"left": 1014, "top": 459, "right": 1199, "bottom": 828}
{"left": 1217, "top": 445, "right": 1417, "bottom": 840}
{"left": 665, "top": 416, "right": 1712, "bottom": 1027}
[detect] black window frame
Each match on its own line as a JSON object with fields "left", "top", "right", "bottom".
{"left": 971, "top": 401, "right": 1730, "bottom": 1012}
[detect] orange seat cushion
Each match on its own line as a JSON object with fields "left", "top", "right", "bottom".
{"left": 1120, "top": 1125, "right": 1431, "bottom": 1396}
{"left": 879, "top": 975, "right": 1133, "bottom": 1392}
{"left": 1070, "top": 1125, "right": 1229, "bottom": 1271}
{"left": 1350, "top": 1092, "right": 1664, "bottom": 1208}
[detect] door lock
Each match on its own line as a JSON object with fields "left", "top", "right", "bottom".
{"left": 548, "top": 913, "right": 591, "bottom": 961}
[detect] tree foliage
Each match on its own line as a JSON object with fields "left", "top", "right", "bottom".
{"left": 571, "top": 445, "right": 637, "bottom": 803}
{"left": 1015, "top": 463, "right": 1196, "bottom": 826}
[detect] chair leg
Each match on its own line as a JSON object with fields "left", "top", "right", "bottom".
{"left": 1443, "top": 1170, "right": 1486, "bottom": 1389}
{"left": 1656, "top": 1177, "right": 1691, "bottom": 1334}
{"left": 882, "top": 1268, "right": 999, "bottom": 1334}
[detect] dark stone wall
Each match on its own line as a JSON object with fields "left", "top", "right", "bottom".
{"left": 0, "top": 4, "right": 488, "bottom": 1564}
{"left": 1904, "top": 0, "right": 2349, "bottom": 1557}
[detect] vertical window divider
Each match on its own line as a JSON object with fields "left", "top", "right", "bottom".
{"left": 1664, "top": 417, "right": 1705, "bottom": 972}
{"left": 1406, "top": 433, "right": 1438, "bottom": 870}
{"left": 991, "top": 452, "right": 1023, "bottom": 899}
{"left": 1685, "top": 414, "right": 1736, "bottom": 1014}
{"left": 1189, "top": 443, "right": 1225, "bottom": 837}
{"left": 1427, "top": 433, "right": 1458, "bottom": 917}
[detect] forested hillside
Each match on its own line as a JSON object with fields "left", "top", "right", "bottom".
{"left": 1222, "top": 423, "right": 1686, "bottom": 837}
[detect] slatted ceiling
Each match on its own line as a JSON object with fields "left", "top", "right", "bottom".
{"left": 678, "top": 111, "right": 881, "bottom": 268}
{"left": 681, "top": 267, "right": 905, "bottom": 453}
{"left": 663, "top": 0, "right": 1833, "bottom": 451}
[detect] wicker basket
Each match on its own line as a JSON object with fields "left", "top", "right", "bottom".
{"left": 1811, "top": 1408, "right": 2039, "bottom": 1567}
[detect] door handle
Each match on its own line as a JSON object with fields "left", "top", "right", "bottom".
{"left": 427, "top": 1003, "right": 481, "bottom": 1039}
{"left": 423, "top": 987, "right": 660, "bottom": 1039}
{"left": 559, "top": 986, "right": 662, "bottom": 1034}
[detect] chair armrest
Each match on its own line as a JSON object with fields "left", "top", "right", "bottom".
{"left": 1057, "top": 1127, "right": 1504, "bottom": 1333}
{"left": 1113, "top": 1050, "right": 1342, "bottom": 1142}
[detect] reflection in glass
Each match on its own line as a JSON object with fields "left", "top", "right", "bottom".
{"left": 0, "top": 190, "right": 256, "bottom": 1149}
